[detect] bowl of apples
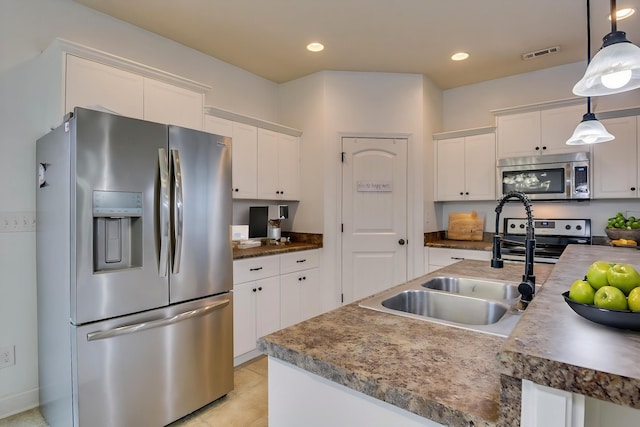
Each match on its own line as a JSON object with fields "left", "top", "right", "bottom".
{"left": 563, "top": 261, "right": 640, "bottom": 331}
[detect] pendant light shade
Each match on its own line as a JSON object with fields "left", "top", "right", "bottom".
{"left": 566, "top": 112, "right": 615, "bottom": 145}
{"left": 567, "top": 0, "right": 615, "bottom": 145}
{"left": 573, "top": 0, "right": 640, "bottom": 96}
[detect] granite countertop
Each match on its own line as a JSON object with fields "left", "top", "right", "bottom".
{"left": 426, "top": 239, "right": 494, "bottom": 251}
{"left": 498, "top": 244, "right": 640, "bottom": 409}
{"left": 233, "top": 242, "right": 321, "bottom": 260}
{"left": 258, "top": 260, "right": 553, "bottom": 426}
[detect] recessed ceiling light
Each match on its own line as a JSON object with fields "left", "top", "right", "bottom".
{"left": 609, "top": 8, "right": 635, "bottom": 20}
{"left": 306, "top": 42, "right": 324, "bottom": 52}
{"left": 451, "top": 52, "right": 469, "bottom": 61}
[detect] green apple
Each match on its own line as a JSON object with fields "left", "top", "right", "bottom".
{"left": 568, "top": 279, "right": 596, "bottom": 305}
{"left": 586, "top": 261, "right": 612, "bottom": 289}
{"left": 606, "top": 263, "right": 640, "bottom": 295}
{"left": 628, "top": 287, "right": 640, "bottom": 312}
{"left": 594, "top": 286, "right": 628, "bottom": 311}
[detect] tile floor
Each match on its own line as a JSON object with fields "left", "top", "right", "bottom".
{"left": 0, "top": 356, "right": 268, "bottom": 427}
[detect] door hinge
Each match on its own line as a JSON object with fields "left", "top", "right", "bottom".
{"left": 341, "top": 152, "right": 345, "bottom": 163}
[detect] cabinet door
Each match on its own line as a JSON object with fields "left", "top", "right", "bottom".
{"left": 143, "top": 78, "right": 204, "bottom": 130}
{"left": 257, "top": 128, "right": 281, "bottom": 199}
{"left": 65, "top": 55, "right": 144, "bottom": 119}
{"left": 497, "top": 111, "right": 541, "bottom": 158}
{"left": 231, "top": 123, "right": 258, "bottom": 199}
{"left": 280, "top": 268, "right": 321, "bottom": 329}
{"left": 592, "top": 116, "right": 638, "bottom": 199}
{"left": 204, "top": 115, "right": 233, "bottom": 137}
{"left": 255, "top": 276, "right": 281, "bottom": 339}
{"left": 464, "top": 133, "right": 496, "bottom": 200}
{"left": 278, "top": 134, "right": 301, "bottom": 200}
{"left": 435, "top": 137, "right": 466, "bottom": 201}
{"left": 541, "top": 104, "right": 589, "bottom": 155}
{"left": 233, "top": 282, "right": 258, "bottom": 357}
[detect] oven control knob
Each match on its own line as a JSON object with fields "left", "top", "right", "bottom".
{"left": 510, "top": 224, "right": 516, "bottom": 229}
{"left": 565, "top": 225, "right": 571, "bottom": 230}
{"left": 576, "top": 225, "right": 582, "bottom": 231}
{"left": 519, "top": 224, "right": 525, "bottom": 229}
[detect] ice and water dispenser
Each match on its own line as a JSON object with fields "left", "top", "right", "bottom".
{"left": 92, "top": 190, "right": 143, "bottom": 272}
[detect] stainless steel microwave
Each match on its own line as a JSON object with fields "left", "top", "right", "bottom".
{"left": 497, "top": 152, "right": 590, "bottom": 200}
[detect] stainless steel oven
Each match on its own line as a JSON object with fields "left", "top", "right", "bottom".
{"left": 500, "top": 218, "right": 591, "bottom": 264}
{"left": 497, "top": 152, "right": 590, "bottom": 200}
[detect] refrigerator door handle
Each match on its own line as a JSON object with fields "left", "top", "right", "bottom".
{"left": 86, "top": 298, "right": 230, "bottom": 341}
{"left": 171, "top": 149, "right": 183, "bottom": 274}
{"left": 158, "top": 148, "right": 170, "bottom": 277}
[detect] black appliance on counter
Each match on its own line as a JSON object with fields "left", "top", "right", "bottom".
{"left": 500, "top": 218, "right": 591, "bottom": 264}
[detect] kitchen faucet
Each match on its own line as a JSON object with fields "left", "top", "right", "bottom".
{"left": 491, "top": 191, "right": 536, "bottom": 307}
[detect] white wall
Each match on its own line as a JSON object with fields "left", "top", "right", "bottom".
{"left": 0, "top": 0, "right": 280, "bottom": 418}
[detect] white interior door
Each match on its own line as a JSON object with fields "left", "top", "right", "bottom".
{"left": 342, "top": 137, "right": 408, "bottom": 304}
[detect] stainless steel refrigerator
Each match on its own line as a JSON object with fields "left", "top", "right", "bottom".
{"left": 36, "top": 107, "right": 233, "bottom": 427}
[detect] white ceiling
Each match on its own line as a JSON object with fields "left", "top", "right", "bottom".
{"left": 72, "top": 0, "right": 640, "bottom": 89}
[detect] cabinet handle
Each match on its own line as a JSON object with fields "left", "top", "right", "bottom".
{"left": 631, "top": 187, "right": 636, "bottom": 191}
{"left": 234, "top": 188, "right": 239, "bottom": 192}
{"left": 252, "top": 288, "right": 257, "bottom": 292}
{"left": 459, "top": 191, "right": 464, "bottom": 195}
{"left": 451, "top": 257, "right": 465, "bottom": 260}
{"left": 250, "top": 267, "right": 263, "bottom": 271}
{"left": 542, "top": 146, "right": 547, "bottom": 150}
{"left": 465, "top": 192, "right": 469, "bottom": 195}
{"left": 298, "top": 277, "right": 303, "bottom": 281}
{"left": 535, "top": 146, "right": 540, "bottom": 151}
{"left": 258, "top": 287, "right": 263, "bottom": 291}
{"left": 296, "top": 259, "right": 307, "bottom": 263}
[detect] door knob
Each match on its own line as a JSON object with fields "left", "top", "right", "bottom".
{"left": 398, "top": 239, "right": 406, "bottom": 245}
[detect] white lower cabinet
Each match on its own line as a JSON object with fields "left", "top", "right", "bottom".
{"left": 521, "top": 380, "right": 640, "bottom": 427}
{"left": 280, "top": 250, "right": 321, "bottom": 329}
{"left": 233, "top": 256, "right": 281, "bottom": 365}
{"left": 233, "top": 249, "right": 322, "bottom": 365}
{"left": 426, "top": 247, "right": 491, "bottom": 273}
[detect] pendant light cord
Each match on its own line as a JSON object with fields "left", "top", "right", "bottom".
{"left": 610, "top": 0, "right": 617, "bottom": 32}
{"left": 586, "top": 0, "right": 592, "bottom": 114}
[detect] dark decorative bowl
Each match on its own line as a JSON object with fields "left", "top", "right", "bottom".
{"left": 562, "top": 291, "right": 640, "bottom": 331}
{"left": 605, "top": 228, "right": 640, "bottom": 241}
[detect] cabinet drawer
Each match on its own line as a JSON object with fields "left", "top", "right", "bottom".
{"left": 280, "top": 250, "right": 320, "bottom": 274}
{"left": 233, "top": 256, "right": 280, "bottom": 284}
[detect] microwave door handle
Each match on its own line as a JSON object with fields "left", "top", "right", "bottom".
{"left": 171, "top": 149, "right": 183, "bottom": 274}
{"left": 158, "top": 148, "right": 170, "bottom": 277}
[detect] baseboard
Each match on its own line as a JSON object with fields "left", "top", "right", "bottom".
{"left": 0, "top": 387, "right": 39, "bottom": 420}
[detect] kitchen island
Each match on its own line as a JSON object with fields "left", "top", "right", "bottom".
{"left": 258, "top": 260, "right": 553, "bottom": 426}
{"left": 259, "top": 244, "right": 640, "bottom": 426}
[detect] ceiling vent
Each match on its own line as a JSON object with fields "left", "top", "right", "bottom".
{"left": 521, "top": 46, "right": 561, "bottom": 60}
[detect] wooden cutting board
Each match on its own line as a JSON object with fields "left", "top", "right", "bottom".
{"left": 447, "top": 211, "right": 485, "bottom": 241}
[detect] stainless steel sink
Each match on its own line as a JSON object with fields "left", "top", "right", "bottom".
{"left": 381, "top": 290, "right": 509, "bottom": 325}
{"left": 421, "top": 276, "right": 520, "bottom": 301}
{"left": 359, "top": 275, "right": 525, "bottom": 337}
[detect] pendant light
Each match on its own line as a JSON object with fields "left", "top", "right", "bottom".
{"left": 573, "top": 0, "right": 640, "bottom": 96}
{"left": 567, "top": 0, "right": 615, "bottom": 145}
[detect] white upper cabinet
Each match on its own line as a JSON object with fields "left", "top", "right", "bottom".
{"left": 592, "top": 116, "right": 639, "bottom": 199}
{"left": 435, "top": 132, "right": 496, "bottom": 201}
{"left": 143, "top": 78, "right": 204, "bottom": 130}
{"left": 65, "top": 54, "right": 144, "bottom": 120}
{"left": 257, "top": 128, "right": 301, "bottom": 201}
{"left": 497, "top": 104, "right": 588, "bottom": 158}
{"left": 43, "top": 40, "right": 209, "bottom": 130}
{"left": 205, "top": 116, "right": 259, "bottom": 199}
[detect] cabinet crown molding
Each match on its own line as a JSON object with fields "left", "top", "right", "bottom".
{"left": 433, "top": 126, "right": 495, "bottom": 140}
{"left": 46, "top": 38, "right": 211, "bottom": 93}
{"left": 205, "top": 106, "right": 302, "bottom": 137}
{"left": 490, "top": 98, "right": 584, "bottom": 116}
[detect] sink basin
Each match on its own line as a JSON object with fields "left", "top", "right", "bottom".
{"left": 421, "top": 276, "right": 519, "bottom": 301}
{"left": 359, "top": 275, "right": 524, "bottom": 337}
{"left": 381, "top": 290, "right": 509, "bottom": 325}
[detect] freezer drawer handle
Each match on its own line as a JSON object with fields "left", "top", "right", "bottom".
{"left": 171, "top": 149, "right": 183, "bottom": 274}
{"left": 250, "top": 267, "right": 263, "bottom": 271}
{"left": 86, "top": 299, "right": 230, "bottom": 341}
{"left": 158, "top": 148, "right": 170, "bottom": 277}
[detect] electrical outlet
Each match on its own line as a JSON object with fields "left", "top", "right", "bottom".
{"left": 0, "top": 346, "right": 15, "bottom": 369}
